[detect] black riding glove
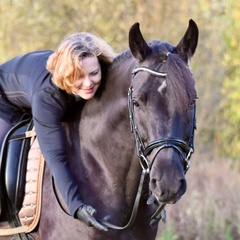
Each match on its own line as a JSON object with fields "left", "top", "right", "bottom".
{"left": 76, "top": 205, "right": 108, "bottom": 232}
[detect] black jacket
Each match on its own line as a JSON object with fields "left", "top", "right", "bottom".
{"left": 0, "top": 50, "right": 83, "bottom": 215}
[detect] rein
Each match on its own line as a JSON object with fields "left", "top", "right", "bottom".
{"left": 102, "top": 65, "right": 195, "bottom": 230}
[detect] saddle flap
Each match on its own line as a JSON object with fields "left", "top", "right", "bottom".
{"left": 5, "top": 124, "right": 30, "bottom": 209}
{"left": 2, "top": 119, "right": 34, "bottom": 210}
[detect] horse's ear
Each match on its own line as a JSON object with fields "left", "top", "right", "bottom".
{"left": 129, "top": 22, "right": 150, "bottom": 61}
{"left": 175, "top": 19, "right": 199, "bottom": 60}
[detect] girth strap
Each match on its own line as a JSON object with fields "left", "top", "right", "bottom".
{"left": 0, "top": 226, "right": 29, "bottom": 236}
{"left": 9, "top": 130, "right": 36, "bottom": 141}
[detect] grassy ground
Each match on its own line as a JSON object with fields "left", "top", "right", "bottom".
{"left": 156, "top": 152, "right": 240, "bottom": 240}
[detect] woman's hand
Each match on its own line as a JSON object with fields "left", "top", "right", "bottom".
{"left": 76, "top": 205, "right": 108, "bottom": 232}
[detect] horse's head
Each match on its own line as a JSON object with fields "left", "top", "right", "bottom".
{"left": 128, "top": 20, "right": 198, "bottom": 205}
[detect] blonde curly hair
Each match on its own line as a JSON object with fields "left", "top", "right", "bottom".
{"left": 46, "top": 32, "right": 116, "bottom": 93}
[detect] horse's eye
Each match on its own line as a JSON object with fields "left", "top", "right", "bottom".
{"left": 190, "top": 100, "right": 196, "bottom": 106}
{"left": 133, "top": 100, "right": 140, "bottom": 108}
{"left": 189, "top": 96, "right": 197, "bottom": 107}
{"left": 192, "top": 97, "right": 198, "bottom": 106}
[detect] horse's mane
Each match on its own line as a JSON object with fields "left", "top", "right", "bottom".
{"left": 113, "top": 50, "right": 132, "bottom": 64}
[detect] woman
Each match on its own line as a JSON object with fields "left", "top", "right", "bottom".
{"left": 0, "top": 32, "right": 116, "bottom": 231}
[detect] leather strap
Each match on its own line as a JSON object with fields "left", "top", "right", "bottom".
{"left": 100, "top": 169, "right": 148, "bottom": 230}
{"left": 9, "top": 130, "right": 36, "bottom": 141}
{"left": 0, "top": 226, "right": 29, "bottom": 236}
{"left": 52, "top": 168, "right": 148, "bottom": 230}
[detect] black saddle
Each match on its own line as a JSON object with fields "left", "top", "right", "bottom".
{"left": 0, "top": 118, "right": 35, "bottom": 223}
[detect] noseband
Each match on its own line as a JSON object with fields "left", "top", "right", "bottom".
{"left": 102, "top": 65, "right": 196, "bottom": 230}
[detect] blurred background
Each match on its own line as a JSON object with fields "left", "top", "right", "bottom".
{"left": 0, "top": 0, "right": 239, "bottom": 239}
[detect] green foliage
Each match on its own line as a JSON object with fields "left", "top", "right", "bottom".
{"left": 0, "top": 0, "right": 238, "bottom": 163}
{"left": 0, "top": 0, "right": 204, "bottom": 60}
{"left": 157, "top": 226, "right": 178, "bottom": 240}
{"left": 221, "top": 1, "right": 240, "bottom": 164}
{"left": 190, "top": 0, "right": 227, "bottom": 159}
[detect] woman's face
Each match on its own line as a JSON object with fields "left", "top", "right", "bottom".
{"left": 71, "top": 55, "right": 102, "bottom": 100}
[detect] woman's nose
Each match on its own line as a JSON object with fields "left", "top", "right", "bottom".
{"left": 83, "top": 77, "right": 93, "bottom": 87}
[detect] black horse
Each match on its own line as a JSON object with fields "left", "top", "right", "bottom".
{"left": 1, "top": 20, "right": 199, "bottom": 240}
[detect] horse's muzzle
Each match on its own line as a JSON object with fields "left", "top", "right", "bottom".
{"left": 149, "top": 150, "right": 187, "bottom": 204}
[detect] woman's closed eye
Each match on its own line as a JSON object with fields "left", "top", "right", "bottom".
{"left": 90, "top": 70, "right": 100, "bottom": 76}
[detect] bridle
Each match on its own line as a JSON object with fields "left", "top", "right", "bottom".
{"left": 102, "top": 64, "right": 196, "bottom": 230}
{"left": 128, "top": 65, "right": 196, "bottom": 220}
{"left": 129, "top": 66, "right": 195, "bottom": 174}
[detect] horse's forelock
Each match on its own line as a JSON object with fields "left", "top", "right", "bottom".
{"left": 165, "top": 53, "right": 196, "bottom": 116}
{"left": 147, "top": 41, "right": 196, "bottom": 116}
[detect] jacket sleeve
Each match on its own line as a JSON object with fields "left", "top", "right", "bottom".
{"left": 31, "top": 89, "right": 83, "bottom": 215}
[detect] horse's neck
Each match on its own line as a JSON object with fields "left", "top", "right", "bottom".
{"left": 75, "top": 57, "right": 139, "bottom": 178}
{"left": 105, "top": 59, "right": 134, "bottom": 99}
{"left": 63, "top": 58, "right": 143, "bottom": 221}
{"left": 82, "top": 58, "right": 134, "bottom": 122}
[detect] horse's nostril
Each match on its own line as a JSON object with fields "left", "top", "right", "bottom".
{"left": 151, "top": 178, "right": 157, "bottom": 188}
{"left": 179, "top": 178, "right": 187, "bottom": 193}
{"left": 151, "top": 178, "right": 165, "bottom": 196}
